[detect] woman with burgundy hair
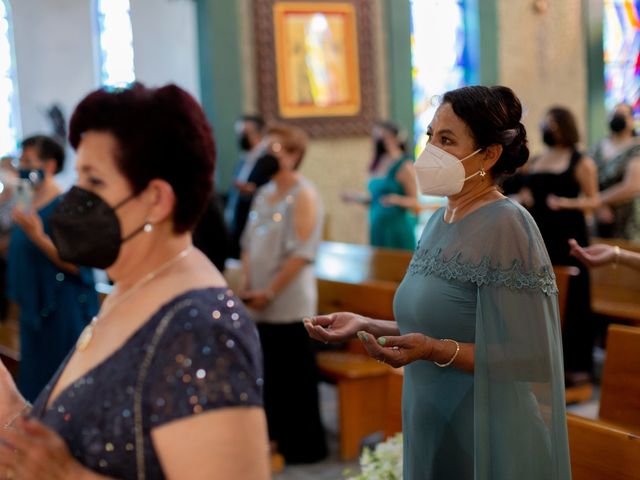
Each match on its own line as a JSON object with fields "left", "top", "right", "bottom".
{"left": 0, "top": 83, "right": 269, "bottom": 479}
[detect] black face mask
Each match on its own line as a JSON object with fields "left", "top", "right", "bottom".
{"left": 374, "top": 138, "right": 386, "bottom": 157}
{"left": 238, "top": 134, "right": 252, "bottom": 152}
{"left": 50, "top": 186, "right": 145, "bottom": 269}
{"left": 542, "top": 128, "right": 557, "bottom": 147}
{"left": 609, "top": 114, "right": 627, "bottom": 133}
{"left": 255, "top": 153, "right": 281, "bottom": 177}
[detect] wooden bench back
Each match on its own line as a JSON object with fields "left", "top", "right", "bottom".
{"left": 317, "top": 278, "right": 396, "bottom": 320}
{"left": 568, "top": 413, "right": 640, "bottom": 480}
{"left": 315, "top": 242, "right": 410, "bottom": 354}
{"left": 316, "top": 242, "right": 412, "bottom": 284}
{"left": 599, "top": 324, "right": 640, "bottom": 431}
{"left": 589, "top": 238, "right": 640, "bottom": 325}
{"left": 552, "top": 265, "right": 580, "bottom": 330}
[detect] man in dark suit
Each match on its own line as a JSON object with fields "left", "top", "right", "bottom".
{"left": 225, "top": 114, "right": 276, "bottom": 258}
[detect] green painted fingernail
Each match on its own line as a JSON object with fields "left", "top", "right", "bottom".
{"left": 378, "top": 337, "right": 386, "bottom": 346}
{"left": 358, "top": 332, "right": 368, "bottom": 342}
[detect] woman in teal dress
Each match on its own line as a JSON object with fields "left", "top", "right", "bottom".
{"left": 7, "top": 136, "right": 98, "bottom": 401}
{"left": 343, "top": 122, "right": 417, "bottom": 250}
{"left": 306, "top": 86, "right": 571, "bottom": 479}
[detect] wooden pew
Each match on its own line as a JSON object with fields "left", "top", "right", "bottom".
{"left": 552, "top": 265, "right": 580, "bottom": 331}
{"left": 568, "top": 413, "right": 640, "bottom": 480}
{"left": 589, "top": 238, "right": 640, "bottom": 326}
{"left": 318, "top": 351, "right": 392, "bottom": 460}
{"left": 553, "top": 265, "right": 594, "bottom": 404}
{"left": 567, "top": 325, "right": 640, "bottom": 479}
{"left": 317, "top": 278, "right": 396, "bottom": 321}
{"left": 316, "top": 242, "right": 411, "bottom": 284}
{"left": 314, "top": 243, "right": 410, "bottom": 459}
{"left": 599, "top": 324, "right": 640, "bottom": 431}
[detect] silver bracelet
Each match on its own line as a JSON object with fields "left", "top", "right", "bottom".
{"left": 3, "top": 401, "right": 32, "bottom": 429}
{"left": 434, "top": 339, "right": 460, "bottom": 368}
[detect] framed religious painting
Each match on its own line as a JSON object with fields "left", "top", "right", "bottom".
{"left": 254, "top": 0, "right": 376, "bottom": 136}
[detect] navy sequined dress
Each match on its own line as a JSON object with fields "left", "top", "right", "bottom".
{"left": 30, "top": 288, "right": 264, "bottom": 479}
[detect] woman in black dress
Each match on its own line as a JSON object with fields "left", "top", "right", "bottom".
{"left": 513, "top": 106, "right": 598, "bottom": 383}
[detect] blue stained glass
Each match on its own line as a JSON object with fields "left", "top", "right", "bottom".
{"left": 410, "top": 0, "right": 467, "bottom": 157}
{"left": 604, "top": 0, "right": 640, "bottom": 122}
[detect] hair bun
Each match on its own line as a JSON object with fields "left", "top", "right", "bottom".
{"left": 443, "top": 85, "right": 529, "bottom": 177}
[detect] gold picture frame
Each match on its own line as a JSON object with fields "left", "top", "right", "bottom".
{"left": 254, "top": 0, "right": 376, "bottom": 136}
{"left": 273, "top": 2, "right": 361, "bottom": 118}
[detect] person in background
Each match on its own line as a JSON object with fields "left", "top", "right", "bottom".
{"left": 193, "top": 192, "right": 233, "bottom": 272}
{"left": 557, "top": 103, "right": 640, "bottom": 240}
{"left": 0, "top": 83, "right": 269, "bottom": 479}
{"left": 306, "top": 86, "right": 570, "bottom": 480}
{"left": 569, "top": 238, "right": 640, "bottom": 271}
{"left": 224, "top": 114, "right": 277, "bottom": 258}
{"left": 0, "top": 156, "right": 17, "bottom": 321}
{"left": 240, "top": 123, "right": 328, "bottom": 464}
{"left": 7, "top": 136, "right": 99, "bottom": 401}
{"left": 342, "top": 121, "right": 418, "bottom": 250}
{"left": 592, "top": 103, "right": 640, "bottom": 239}
{"left": 513, "top": 106, "right": 598, "bottom": 385}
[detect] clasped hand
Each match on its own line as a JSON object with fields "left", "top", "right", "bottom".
{"left": 303, "top": 313, "right": 433, "bottom": 368}
{"left": 239, "top": 289, "right": 271, "bottom": 311}
{"left": 0, "top": 359, "right": 88, "bottom": 480}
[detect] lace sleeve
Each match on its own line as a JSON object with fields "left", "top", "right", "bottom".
{"left": 144, "top": 293, "right": 263, "bottom": 429}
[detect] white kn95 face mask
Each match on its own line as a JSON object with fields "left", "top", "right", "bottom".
{"left": 415, "top": 144, "right": 483, "bottom": 196}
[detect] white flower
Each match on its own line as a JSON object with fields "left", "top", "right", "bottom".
{"left": 345, "top": 434, "right": 403, "bottom": 480}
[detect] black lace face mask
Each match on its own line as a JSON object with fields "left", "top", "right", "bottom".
{"left": 50, "top": 186, "right": 146, "bottom": 269}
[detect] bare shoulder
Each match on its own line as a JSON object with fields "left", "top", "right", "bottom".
{"left": 294, "top": 182, "right": 319, "bottom": 212}
{"left": 297, "top": 181, "right": 318, "bottom": 200}
{"left": 576, "top": 154, "right": 597, "bottom": 172}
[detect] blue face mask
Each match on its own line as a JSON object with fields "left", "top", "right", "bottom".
{"left": 18, "top": 169, "right": 45, "bottom": 185}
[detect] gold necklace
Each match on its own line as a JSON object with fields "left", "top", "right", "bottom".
{"left": 75, "top": 246, "right": 193, "bottom": 352}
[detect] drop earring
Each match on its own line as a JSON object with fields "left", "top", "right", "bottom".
{"left": 479, "top": 164, "right": 487, "bottom": 178}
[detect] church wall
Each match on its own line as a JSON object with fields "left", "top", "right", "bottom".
{"left": 498, "top": 0, "right": 588, "bottom": 155}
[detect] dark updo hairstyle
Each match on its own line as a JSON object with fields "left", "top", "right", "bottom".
{"left": 69, "top": 83, "right": 216, "bottom": 234}
{"left": 442, "top": 85, "right": 529, "bottom": 176}
{"left": 21, "top": 135, "right": 65, "bottom": 173}
{"left": 546, "top": 106, "right": 580, "bottom": 148}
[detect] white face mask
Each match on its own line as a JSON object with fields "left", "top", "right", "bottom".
{"left": 414, "top": 143, "right": 483, "bottom": 196}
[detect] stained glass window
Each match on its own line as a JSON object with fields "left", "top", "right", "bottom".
{"left": 95, "top": 0, "right": 135, "bottom": 87}
{"left": 410, "top": 0, "right": 467, "bottom": 155}
{"left": 0, "top": 0, "right": 20, "bottom": 156}
{"left": 603, "top": 0, "right": 640, "bottom": 119}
